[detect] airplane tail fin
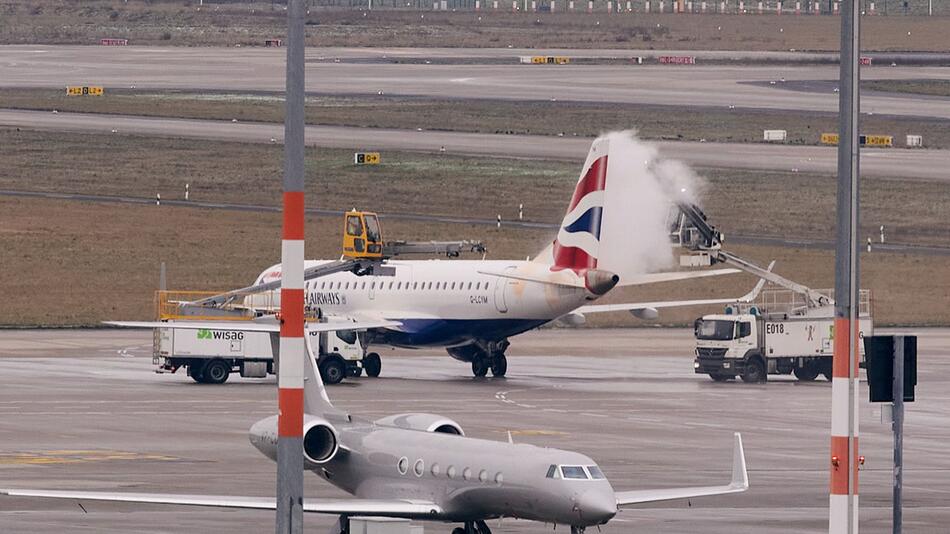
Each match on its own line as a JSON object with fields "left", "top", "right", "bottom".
{"left": 547, "top": 137, "right": 609, "bottom": 273}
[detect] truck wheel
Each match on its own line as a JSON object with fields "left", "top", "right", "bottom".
{"left": 793, "top": 363, "right": 820, "bottom": 382}
{"left": 363, "top": 352, "right": 382, "bottom": 378}
{"left": 319, "top": 355, "right": 346, "bottom": 385}
{"left": 741, "top": 357, "right": 767, "bottom": 383}
{"left": 203, "top": 359, "right": 231, "bottom": 385}
{"left": 820, "top": 359, "right": 833, "bottom": 381}
{"left": 189, "top": 364, "right": 206, "bottom": 383}
{"left": 709, "top": 373, "right": 733, "bottom": 382}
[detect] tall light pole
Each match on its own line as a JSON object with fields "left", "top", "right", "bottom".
{"left": 830, "top": 0, "right": 860, "bottom": 533}
{"left": 276, "top": 0, "right": 306, "bottom": 533}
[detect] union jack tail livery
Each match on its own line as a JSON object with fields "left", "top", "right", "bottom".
{"left": 552, "top": 137, "right": 609, "bottom": 273}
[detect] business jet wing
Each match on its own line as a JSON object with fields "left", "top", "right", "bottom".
{"left": 104, "top": 319, "right": 401, "bottom": 333}
{"left": 615, "top": 433, "right": 748, "bottom": 507}
{"left": 0, "top": 489, "right": 441, "bottom": 518}
{"left": 575, "top": 273, "right": 767, "bottom": 316}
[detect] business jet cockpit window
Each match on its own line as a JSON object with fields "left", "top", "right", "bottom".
{"left": 560, "top": 466, "right": 589, "bottom": 480}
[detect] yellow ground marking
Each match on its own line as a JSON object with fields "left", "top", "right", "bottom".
{"left": 0, "top": 450, "right": 178, "bottom": 465}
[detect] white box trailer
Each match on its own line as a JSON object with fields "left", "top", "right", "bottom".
{"left": 153, "top": 321, "right": 381, "bottom": 385}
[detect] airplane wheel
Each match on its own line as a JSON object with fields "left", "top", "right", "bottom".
{"left": 451, "top": 528, "right": 466, "bottom": 534}
{"left": 363, "top": 352, "right": 382, "bottom": 378}
{"left": 490, "top": 354, "right": 507, "bottom": 377}
{"left": 472, "top": 359, "right": 489, "bottom": 378}
{"left": 202, "top": 359, "right": 231, "bottom": 385}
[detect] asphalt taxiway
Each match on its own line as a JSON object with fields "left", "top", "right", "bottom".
{"left": 3, "top": 109, "right": 948, "bottom": 181}
{"left": 1, "top": 328, "right": 948, "bottom": 533}
{"left": 2, "top": 46, "right": 949, "bottom": 117}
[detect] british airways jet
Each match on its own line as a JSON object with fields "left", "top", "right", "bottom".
{"left": 236, "top": 135, "right": 748, "bottom": 378}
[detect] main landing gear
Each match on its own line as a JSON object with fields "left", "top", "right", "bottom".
{"left": 471, "top": 340, "right": 508, "bottom": 378}
{"left": 447, "top": 341, "right": 509, "bottom": 378}
{"left": 451, "top": 520, "right": 493, "bottom": 534}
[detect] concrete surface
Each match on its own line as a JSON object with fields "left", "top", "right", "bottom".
{"left": 1, "top": 46, "right": 949, "bottom": 117}
{"left": 0, "top": 328, "right": 947, "bottom": 533}
{"left": 3, "top": 109, "right": 949, "bottom": 181}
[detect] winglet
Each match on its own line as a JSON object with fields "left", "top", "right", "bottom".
{"left": 730, "top": 432, "right": 749, "bottom": 491}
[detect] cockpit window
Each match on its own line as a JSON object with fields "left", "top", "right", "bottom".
{"left": 560, "top": 466, "right": 589, "bottom": 480}
{"left": 545, "top": 465, "right": 558, "bottom": 479}
{"left": 587, "top": 466, "right": 605, "bottom": 479}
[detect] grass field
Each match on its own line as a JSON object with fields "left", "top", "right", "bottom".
{"left": 2, "top": 128, "right": 949, "bottom": 247}
{"left": 2, "top": 196, "right": 947, "bottom": 327}
{"left": 1, "top": 1, "right": 948, "bottom": 50}
{"left": 4, "top": 89, "right": 949, "bottom": 148}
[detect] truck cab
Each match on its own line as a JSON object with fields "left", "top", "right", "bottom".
{"left": 694, "top": 314, "right": 762, "bottom": 382}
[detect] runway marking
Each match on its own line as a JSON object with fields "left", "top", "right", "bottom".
{"left": 0, "top": 450, "right": 178, "bottom": 465}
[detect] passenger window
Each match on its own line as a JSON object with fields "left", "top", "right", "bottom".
{"left": 561, "top": 466, "right": 588, "bottom": 480}
{"left": 397, "top": 282, "right": 402, "bottom": 290}
{"left": 320, "top": 282, "right": 326, "bottom": 290}
{"left": 462, "top": 467, "right": 472, "bottom": 480}
{"left": 478, "top": 470, "right": 488, "bottom": 483}
{"left": 361, "top": 282, "right": 366, "bottom": 290}
{"left": 413, "top": 282, "right": 417, "bottom": 290}
{"left": 397, "top": 457, "right": 409, "bottom": 475}
{"left": 467, "top": 282, "right": 472, "bottom": 290}
{"left": 451, "top": 282, "right": 456, "bottom": 290}
{"left": 546, "top": 465, "right": 557, "bottom": 479}
{"left": 345, "top": 282, "right": 349, "bottom": 290}
{"left": 494, "top": 472, "right": 504, "bottom": 485}
{"left": 446, "top": 465, "right": 456, "bottom": 479}
{"left": 370, "top": 281, "right": 376, "bottom": 289}
{"left": 388, "top": 282, "right": 394, "bottom": 290}
{"left": 431, "top": 463, "right": 441, "bottom": 476}
{"left": 414, "top": 459, "right": 425, "bottom": 477}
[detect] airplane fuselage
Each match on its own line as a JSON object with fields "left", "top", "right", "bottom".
{"left": 253, "top": 259, "right": 597, "bottom": 349}
{"left": 249, "top": 415, "right": 618, "bottom": 527}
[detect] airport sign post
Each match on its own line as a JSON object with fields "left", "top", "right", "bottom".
{"left": 830, "top": 0, "right": 861, "bottom": 533}
{"left": 276, "top": 0, "right": 306, "bottom": 533}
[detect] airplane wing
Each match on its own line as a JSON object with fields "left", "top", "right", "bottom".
{"left": 104, "top": 319, "right": 401, "bottom": 333}
{"left": 0, "top": 489, "right": 441, "bottom": 518}
{"left": 618, "top": 268, "right": 740, "bottom": 287}
{"left": 615, "top": 433, "right": 748, "bottom": 507}
{"left": 575, "top": 273, "right": 767, "bottom": 315}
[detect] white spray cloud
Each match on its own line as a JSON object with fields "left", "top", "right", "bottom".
{"left": 595, "top": 130, "right": 707, "bottom": 283}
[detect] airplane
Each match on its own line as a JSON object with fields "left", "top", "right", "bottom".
{"left": 2, "top": 333, "right": 749, "bottom": 534}
{"left": 225, "top": 135, "right": 754, "bottom": 378}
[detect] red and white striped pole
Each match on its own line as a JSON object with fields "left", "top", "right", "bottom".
{"left": 276, "top": 0, "right": 306, "bottom": 533}
{"left": 830, "top": 0, "right": 860, "bottom": 532}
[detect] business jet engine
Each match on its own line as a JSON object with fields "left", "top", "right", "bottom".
{"left": 375, "top": 413, "right": 465, "bottom": 436}
{"left": 303, "top": 418, "right": 340, "bottom": 466}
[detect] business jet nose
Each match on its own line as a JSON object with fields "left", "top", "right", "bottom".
{"left": 576, "top": 488, "right": 618, "bottom": 524}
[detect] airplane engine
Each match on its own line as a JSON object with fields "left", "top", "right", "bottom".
{"left": 374, "top": 413, "right": 465, "bottom": 436}
{"left": 303, "top": 420, "right": 340, "bottom": 465}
